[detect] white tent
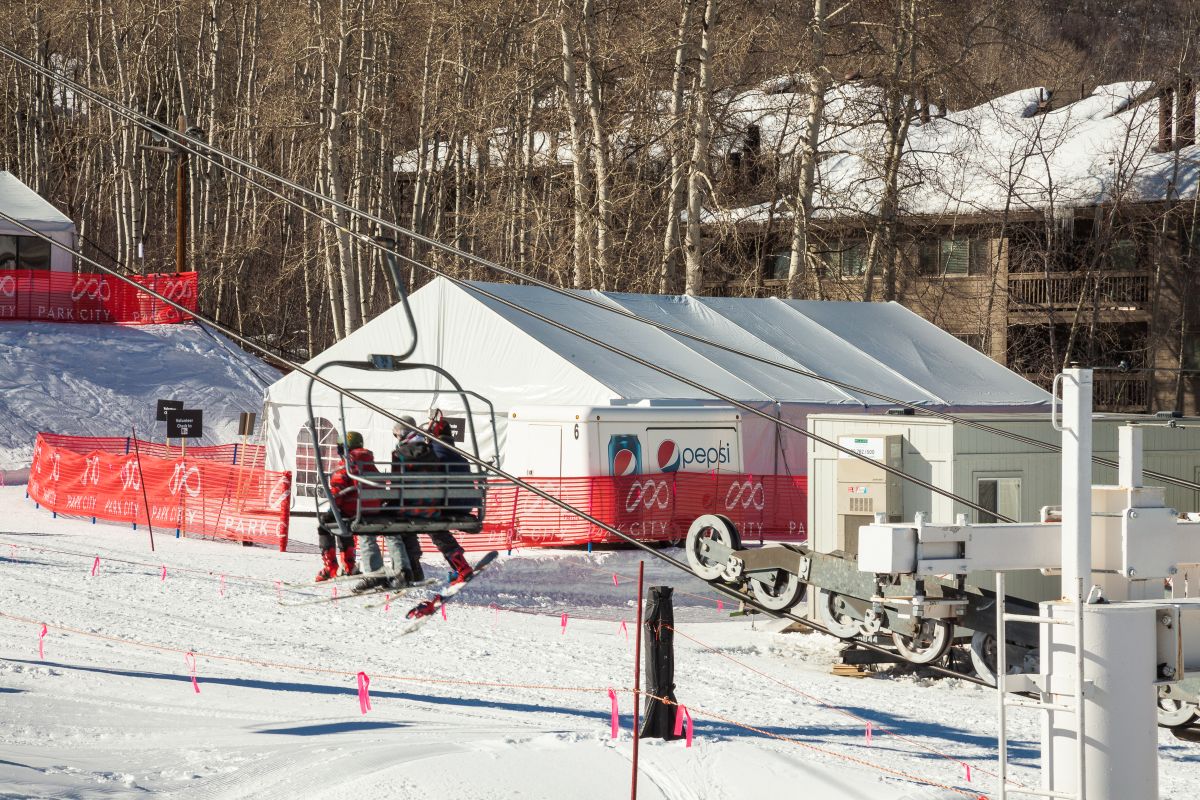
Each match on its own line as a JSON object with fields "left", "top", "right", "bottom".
{"left": 264, "top": 277, "right": 1049, "bottom": 505}
{"left": 0, "top": 171, "right": 77, "bottom": 271}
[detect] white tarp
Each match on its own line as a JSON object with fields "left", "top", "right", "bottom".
{"left": 264, "top": 277, "right": 1050, "bottom": 491}
{"left": 0, "top": 171, "right": 77, "bottom": 271}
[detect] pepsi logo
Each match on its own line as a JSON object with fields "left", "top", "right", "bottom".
{"left": 612, "top": 448, "right": 638, "bottom": 476}
{"left": 657, "top": 440, "right": 681, "bottom": 473}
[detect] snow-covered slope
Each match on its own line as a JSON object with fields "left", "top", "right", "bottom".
{"left": 2, "top": 493, "right": 1198, "bottom": 799}
{"left": 0, "top": 321, "right": 278, "bottom": 469}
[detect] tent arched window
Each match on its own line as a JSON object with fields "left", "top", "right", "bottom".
{"left": 295, "top": 417, "right": 338, "bottom": 498}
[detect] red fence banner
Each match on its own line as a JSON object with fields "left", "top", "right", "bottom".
{"left": 436, "top": 473, "right": 807, "bottom": 553}
{"left": 27, "top": 433, "right": 289, "bottom": 550}
{"left": 0, "top": 270, "right": 197, "bottom": 324}
{"left": 35, "top": 433, "right": 266, "bottom": 469}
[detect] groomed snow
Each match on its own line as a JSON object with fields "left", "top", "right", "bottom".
{"left": 1, "top": 487, "right": 1197, "bottom": 799}
{"left": 0, "top": 322, "right": 278, "bottom": 470}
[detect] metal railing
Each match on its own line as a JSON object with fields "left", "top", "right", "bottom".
{"left": 1007, "top": 271, "right": 1150, "bottom": 311}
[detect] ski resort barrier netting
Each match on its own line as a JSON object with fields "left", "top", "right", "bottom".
{"left": 27, "top": 433, "right": 290, "bottom": 549}
{"left": 464, "top": 473, "right": 807, "bottom": 552}
{"left": 0, "top": 269, "right": 197, "bottom": 324}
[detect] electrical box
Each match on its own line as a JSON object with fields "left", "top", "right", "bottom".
{"left": 836, "top": 435, "right": 903, "bottom": 556}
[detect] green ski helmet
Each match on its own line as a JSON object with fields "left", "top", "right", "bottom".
{"left": 342, "top": 430, "right": 364, "bottom": 451}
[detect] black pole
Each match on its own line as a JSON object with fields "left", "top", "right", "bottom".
{"left": 130, "top": 425, "right": 155, "bottom": 552}
{"left": 640, "top": 585, "right": 679, "bottom": 739}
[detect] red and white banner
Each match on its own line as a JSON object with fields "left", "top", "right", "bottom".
{"left": 0, "top": 270, "right": 197, "bottom": 324}
{"left": 27, "top": 433, "right": 289, "bottom": 550}
{"left": 448, "top": 473, "right": 807, "bottom": 552}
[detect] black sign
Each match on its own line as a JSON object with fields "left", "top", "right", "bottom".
{"left": 238, "top": 411, "right": 257, "bottom": 437}
{"left": 156, "top": 399, "right": 184, "bottom": 422}
{"left": 166, "top": 409, "right": 204, "bottom": 439}
{"left": 443, "top": 416, "right": 466, "bottom": 443}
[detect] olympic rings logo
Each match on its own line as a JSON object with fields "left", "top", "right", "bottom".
{"left": 71, "top": 277, "right": 111, "bottom": 301}
{"left": 80, "top": 455, "right": 101, "bottom": 486}
{"left": 119, "top": 458, "right": 142, "bottom": 492}
{"left": 724, "top": 480, "right": 765, "bottom": 511}
{"left": 267, "top": 476, "right": 291, "bottom": 508}
{"left": 0, "top": 275, "right": 15, "bottom": 298}
{"left": 169, "top": 463, "right": 202, "bottom": 497}
{"left": 624, "top": 479, "right": 671, "bottom": 513}
{"left": 154, "top": 279, "right": 195, "bottom": 301}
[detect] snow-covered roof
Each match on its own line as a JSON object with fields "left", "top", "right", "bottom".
{"left": 0, "top": 171, "right": 75, "bottom": 234}
{"left": 708, "top": 81, "right": 1198, "bottom": 223}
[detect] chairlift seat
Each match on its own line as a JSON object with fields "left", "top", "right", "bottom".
{"left": 344, "top": 466, "right": 486, "bottom": 535}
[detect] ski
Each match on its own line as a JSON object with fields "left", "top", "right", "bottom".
{"left": 278, "top": 578, "right": 437, "bottom": 607}
{"left": 400, "top": 550, "right": 499, "bottom": 629}
{"left": 280, "top": 568, "right": 396, "bottom": 589}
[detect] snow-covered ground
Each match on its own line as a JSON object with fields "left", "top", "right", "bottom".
{"left": 0, "top": 322, "right": 277, "bottom": 470}
{"left": 2, "top": 486, "right": 1197, "bottom": 799}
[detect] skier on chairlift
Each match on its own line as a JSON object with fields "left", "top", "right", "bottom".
{"left": 313, "top": 430, "right": 374, "bottom": 582}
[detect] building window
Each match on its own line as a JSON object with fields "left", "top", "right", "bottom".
{"left": 1105, "top": 238, "right": 1138, "bottom": 270}
{"left": 765, "top": 249, "right": 791, "bottom": 281}
{"left": 977, "top": 476, "right": 1021, "bottom": 523}
{"left": 819, "top": 240, "right": 868, "bottom": 277}
{"left": 0, "top": 235, "right": 51, "bottom": 270}
{"left": 1184, "top": 333, "right": 1200, "bottom": 372}
{"left": 954, "top": 333, "right": 986, "bottom": 353}
{"left": 295, "top": 417, "right": 339, "bottom": 499}
{"left": 919, "top": 237, "right": 988, "bottom": 276}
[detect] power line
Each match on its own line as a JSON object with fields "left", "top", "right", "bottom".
{"left": 5, "top": 42, "right": 1194, "bottom": 495}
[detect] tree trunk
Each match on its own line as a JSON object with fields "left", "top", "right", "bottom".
{"left": 684, "top": 0, "right": 716, "bottom": 296}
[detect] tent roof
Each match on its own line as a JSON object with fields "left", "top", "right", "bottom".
{"left": 0, "top": 172, "right": 75, "bottom": 234}
{"left": 267, "top": 277, "right": 1050, "bottom": 410}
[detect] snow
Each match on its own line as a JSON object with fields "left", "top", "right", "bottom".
{"left": 0, "top": 321, "right": 278, "bottom": 470}
{"left": 3, "top": 487, "right": 1198, "bottom": 798}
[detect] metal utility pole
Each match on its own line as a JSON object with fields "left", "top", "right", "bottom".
{"left": 175, "top": 115, "right": 188, "bottom": 275}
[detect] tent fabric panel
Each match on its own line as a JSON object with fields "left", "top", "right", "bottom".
{"left": 0, "top": 172, "right": 76, "bottom": 233}
{"left": 594, "top": 291, "right": 860, "bottom": 404}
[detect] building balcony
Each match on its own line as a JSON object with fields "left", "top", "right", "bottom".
{"left": 1007, "top": 270, "right": 1150, "bottom": 312}
{"left": 1021, "top": 370, "right": 1151, "bottom": 412}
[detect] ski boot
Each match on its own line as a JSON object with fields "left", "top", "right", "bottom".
{"left": 339, "top": 545, "right": 360, "bottom": 577}
{"left": 447, "top": 548, "right": 473, "bottom": 585}
{"left": 314, "top": 548, "right": 338, "bottom": 582}
{"left": 352, "top": 575, "right": 389, "bottom": 594}
{"left": 387, "top": 568, "right": 416, "bottom": 592}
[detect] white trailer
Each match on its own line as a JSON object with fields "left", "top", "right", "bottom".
{"left": 503, "top": 404, "right": 744, "bottom": 478}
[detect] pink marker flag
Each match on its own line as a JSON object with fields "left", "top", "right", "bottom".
{"left": 90, "top": 556, "right": 100, "bottom": 576}
{"left": 560, "top": 612, "right": 568, "bottom": 634}
{"left": 219, "top": 574, "right": 226, "bottom": 598}
{"left": 611, "top": 573, "right": 619, "bottom": 587}
{"left": 440, "top": 602, "right": 447, "bottom": 620}
{"left": 333, "top": 586, "right": 338, "bottom": 603}
{"left": 161, "top": 565, "right": 167, "bottom": 581}
{"left": 672, "top": 704, "right": 694, "bottom": 747}
{"left": 964, "top": 763, "right": 971, "bottom": 782}
{"left": 185, "top": 652, "right": 200, "bottom": 694}
{"left": 716, "top": 599, "right": 724, "bottom": 611}
{"left": 274, "top": 580, "right": 282, "bottom": 601}
{"left": 607, "top": 688, "right": 619, "bottom": 738}
{"left": 384, "top": 594, "right": 391, "bottom": 612}
{"left": 357, "top": 672, "right": 372, "bottom": 714}
{"left": 865, "top": 722, "right": 872, "bottom": 744}
{"left": 619, "top": 620, "right": 628, "bottom": 641}
{"left": 38, "top": 623, "right": 46, "bottom": 660}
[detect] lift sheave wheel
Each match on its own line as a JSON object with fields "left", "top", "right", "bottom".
{"left": 892, "top": 618, "right": 953, "bottom": 665}
{"left": 749, "top": 569, "right": 806, "bottom": 611}
{"left": 816, "top": 587, "right": 861, "bottom": 639}
{"left": 685, "top": 514, "right": 741, "bottom": 581}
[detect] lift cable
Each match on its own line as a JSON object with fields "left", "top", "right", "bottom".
{"left": 4, "top": 43, "right": 1195, "bottom": 495}
{"left": 0, "top": 206, "right": 991, "bottom": 687}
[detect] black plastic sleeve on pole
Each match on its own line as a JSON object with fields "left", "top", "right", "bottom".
{"left": 639, "top": 586, "right": 679, "bottom": 740}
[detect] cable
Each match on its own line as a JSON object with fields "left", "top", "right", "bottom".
{"left": 5, "top": 42, "right": 1196, "bottom": 495}
{"left": 0, "top": 206, "right": 992, "bottom": 686}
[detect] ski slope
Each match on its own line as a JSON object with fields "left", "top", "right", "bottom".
{"left": 0, "top": 321, "right": 277, "bottom": 470}
{"left": 1, "top": 487, "right": 1197, "bottom": 799}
